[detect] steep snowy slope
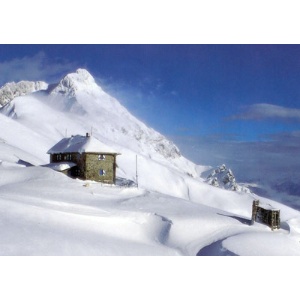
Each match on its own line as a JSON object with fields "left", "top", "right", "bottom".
{"left": 46, "top": 69, "right": 182, "bottom": 160}
{"left": 1, "top": 68, "right": 300, "bottom": 255}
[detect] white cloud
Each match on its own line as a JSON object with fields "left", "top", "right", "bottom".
{"left": 0, "top": 52, "right": 77, "bottom": 85}
{"left": 231, "top": 103, "right": 300, "bottom": 121}
{"left": 170, "top": 132, "right": 300, "bottom": 209}
{"left": 172, "top": 132, "right": 300, "bottom": 177}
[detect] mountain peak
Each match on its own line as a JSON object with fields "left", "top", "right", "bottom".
{"left": 49, "top": 68, "right": 100, "bottom": 98}
{"left": 205, "top": 164, "right": 250, "bottom": 193}
{"left": 72, "top": 68, "right": 96, "bottom": 83}
{"left": 75, "top": 68, "right": 94, "bottom": 78}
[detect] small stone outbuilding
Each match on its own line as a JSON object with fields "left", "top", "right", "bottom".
{"left": 47, "top": 133, "right": 120, "bottom": 184}
{"left": 251, "top": 200, "right": 280, "bottom": 230}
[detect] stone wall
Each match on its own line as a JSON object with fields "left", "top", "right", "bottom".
{"left": 251, "top": 200, "right": 280, "bottom": 230}
{"left": 50, "top": 152, "right": 117, "bottom": 183}
{"left": 84, "top": 153, "right": 116, "bottom": 183}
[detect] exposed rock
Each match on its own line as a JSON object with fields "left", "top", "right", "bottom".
{"left": 205, "top": 164, "right": 250, "bottom": 193}
{"left": 0, "top": 81, "right": 48, "bottom": 107}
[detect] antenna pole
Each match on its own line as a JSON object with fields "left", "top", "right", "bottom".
{"left": 136, "top": 155, "right": 138, "bottom": 188}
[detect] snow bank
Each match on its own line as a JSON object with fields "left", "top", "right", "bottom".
{"left": 45, "top": 162, "right": 77, "bottom": 171}
{"left": 222, "top": 232, "right": 300, "bottom": 256}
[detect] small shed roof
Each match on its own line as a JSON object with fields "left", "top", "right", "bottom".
{"left": 47, "top": 135, "right": 119, "bottom": 154}
{"left": 258, "top": 203, "right": 280, "bottom": 211}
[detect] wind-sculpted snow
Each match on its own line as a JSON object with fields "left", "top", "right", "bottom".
{"left": 0, "top": 165, "right": 299, "bottom": 255}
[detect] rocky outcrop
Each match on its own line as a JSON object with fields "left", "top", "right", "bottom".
{"left": 0, "top": 81, "right": 48, "bottom": 107}
{"left": 205, "top": 164, "right": 250, "bottom": 193}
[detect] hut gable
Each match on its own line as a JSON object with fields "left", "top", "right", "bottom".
{"left": 47, "top": 134, "right": 120, "bottom": 184}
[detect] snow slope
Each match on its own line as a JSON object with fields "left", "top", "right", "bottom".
{"left": 1, "top": 68, "right": 300, "bottom": 255}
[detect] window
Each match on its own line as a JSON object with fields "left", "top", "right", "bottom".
{"left": 99, "top": 169, "right": 106, "bottom": 176}
{"left": 62, "top": 154, "right": 72, "bottom": 161}
{"left": 56, "top": 154, "right": 62, "bottom": 161}
{"left": 98, "top": 154, "right": 106, "bottom": 160}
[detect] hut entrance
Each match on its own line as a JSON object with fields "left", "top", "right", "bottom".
{"left": 69, "top": 166, "right": 82, "bottom": 178}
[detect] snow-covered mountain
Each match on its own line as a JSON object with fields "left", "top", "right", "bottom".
{"left": 204, "top": 164, "right": 250, "bottom": 193}
{"left": 0, "top": 68, "right": 203, "bottom": 199}
{"left": 1, "top": 68, "right": 300, "bottom": 256}
{"left": 0, "top": 80, "right": 48, "bottom": 107}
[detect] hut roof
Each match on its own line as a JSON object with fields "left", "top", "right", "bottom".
{"left": 47, "top": 135, "right": 119, "bottom": 154}
{"left": 258, "top": 203, "right": 280, "bottom": 211}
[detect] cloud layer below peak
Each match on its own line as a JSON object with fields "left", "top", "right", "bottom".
{"left": 231, "top": 103, "right": 300, "bottom": 121}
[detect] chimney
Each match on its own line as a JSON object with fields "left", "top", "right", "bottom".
{"left": 86, "top": 132, "right": 90, "bottom": 137}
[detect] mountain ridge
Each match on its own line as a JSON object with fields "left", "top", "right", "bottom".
{"left": 0, "top": 80, "right": 48, "bottom": 107}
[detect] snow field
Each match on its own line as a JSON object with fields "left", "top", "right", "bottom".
{"left": 0, "top": 166, "right": 180, "bottom": 255}
{"left": 1, "top": 151, "right": 300, "bottom": 255}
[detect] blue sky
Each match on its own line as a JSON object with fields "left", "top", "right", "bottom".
{"left": 1, "top": 44, "right": 300, "bottom": 188}
{"left": 1, "top": 44, "right": 300, "bottom": 142}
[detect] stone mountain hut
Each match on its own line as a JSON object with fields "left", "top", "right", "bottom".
{"left": 47, "top": 133, "right": 120, "bottom": 184}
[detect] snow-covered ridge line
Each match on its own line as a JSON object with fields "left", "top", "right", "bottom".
{"left": 0, "top": 80, "right": 48, "bottom": 107}
{"left": 0, "top": 69, "right": 98, "bottom": 107}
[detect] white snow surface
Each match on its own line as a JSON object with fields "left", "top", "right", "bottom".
{"left": 47, "top": 135, "right": 119, "bottom": 154}
{"left": 1, "top": 68, "right": 300, "bottom": 256}
{"left": 45, "top": 162, "right": 77, "bottom": 171}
